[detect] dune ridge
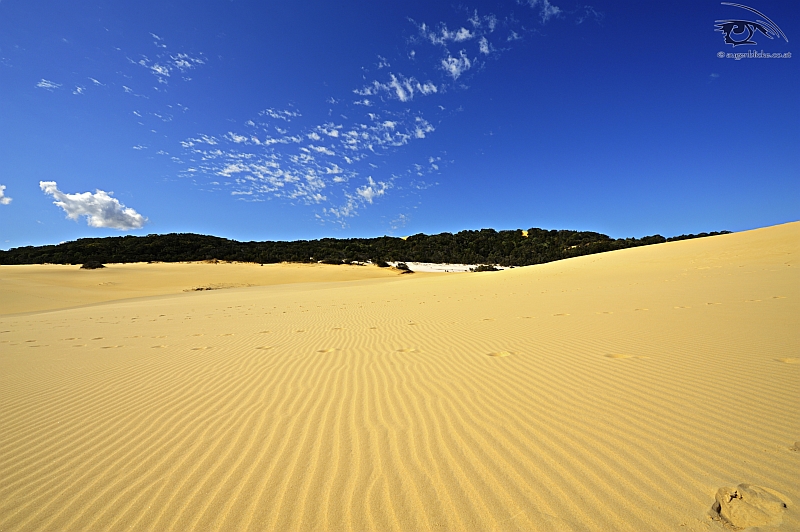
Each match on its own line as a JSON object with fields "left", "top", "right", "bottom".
{"left": 1, "top": 222, "right": 798, "bottom": 531}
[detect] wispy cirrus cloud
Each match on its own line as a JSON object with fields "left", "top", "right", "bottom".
{"left": 355, "top": 73, "right": 438, "bottom": 103}
{"left": 40, "top": 181, "right": 147, "bottom": 229}
{"left": 171, "top": 1, "right": 579, "bottom": 224}
{"left": 36, "top": 79, "right": 61, "bottom": 91}
{"left": 179, "top": 106, "right": 436, "bottom": 217}
{"left": 519, "top": 0, "right": 562, "bottom": 23}
{"left": 134, "top": 52, "right": 204, "bottom": 85}
{"left": 441, "top": 51, "right": 472, "bottom": 79}
{"left": 417, "top": 22, "right": 477, "bottom": 46}
{"left": 576, "top": 6, "right": 603, "bottom": 25}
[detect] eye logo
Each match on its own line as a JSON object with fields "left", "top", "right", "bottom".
{"left": 715, "top": 2, "right": 788, "bottom": 47}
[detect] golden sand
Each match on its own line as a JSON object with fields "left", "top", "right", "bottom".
{"left": 1, "top": 222, "right": 797, "bottom": 531}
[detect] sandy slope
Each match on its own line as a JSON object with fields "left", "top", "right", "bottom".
{"left": 0, "top": 261, "right": 408, "bottom": 316}
{"left": 0, "top": 222, "right": 797, "bottom": 531}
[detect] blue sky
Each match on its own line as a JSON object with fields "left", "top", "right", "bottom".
{"left": 0, "top": 0, "right": 797, "bottom": 249}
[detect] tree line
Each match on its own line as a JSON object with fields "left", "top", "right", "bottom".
{"left": 0, "top": 228, "right": 731, "bottom": 267}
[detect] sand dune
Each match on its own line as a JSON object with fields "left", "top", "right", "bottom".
{"left": 0, "top": 261, "right": 407, "bottom": 316}
{"left": 1, "top": 222, "right": 797, "bottom": 531}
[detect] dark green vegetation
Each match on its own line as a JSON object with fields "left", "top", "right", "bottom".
{"left": 0, "top": 229, "right": 731, "bottom": 267}
{"left": 394, "top": 262, "right": 413, "bottom": 274}
{"left": 471, "top": 264, "right": 500, "bottom": 272}
{"left": 79, "top": 261, "right": 106, "bottom": 270}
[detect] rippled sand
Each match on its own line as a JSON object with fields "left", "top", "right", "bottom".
{"left": 1, "top": 222, "right": 797, "bottom": 531}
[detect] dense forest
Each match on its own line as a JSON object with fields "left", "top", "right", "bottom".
{"left": 0, "top": 228, "right": 730, "bottom": 267}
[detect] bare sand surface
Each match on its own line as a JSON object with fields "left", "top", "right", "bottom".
{"left": 0, "top": 261, "right": 411, "bottom": 316}
{"left": 1, "top": 222, "right": 798, "bottom": 531}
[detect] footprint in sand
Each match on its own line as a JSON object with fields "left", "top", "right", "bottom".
{"left": 62, "top": 337, "right": 77, "bottom": 341}
{"left": 395, "top": 348, "right": 417, "bottom": 353}
{"left": 151, "top": 345, "right": 167, "bottom": 349}
{"left": 295, "top": 329, "right": 305, "bottom": 333}
{"left": 553, "top": 313, "right": 570, "bottom": 317}
{"left": 25, "top": 340, "right": 37, "bottom": 343}
{"left": 596, "top": 311, "right": 613, "bottom": 314}
{"left": 192, "top": 334, "right": 204, "bottom": 337}
{"left": 776, "top": 358, "right": 799, "bottom": 364}
{"left": 317, "top": 348, "right": 335, "bottom": 353}
{"left": 482, "top": 318, "right": 496, "bottom": 322}
{"left": 712, "top": 484, "right": 789, "bottom": 528}
{"left": 369, "top": 327, "right": 378, "bottom": 330}
{"left": 518, "top": 316, "right": 535, "bottom": 319}
{"left": 772, "top": 296, "right": 786, "bottom": 299}
{"left": 219, "top": 333, "right": 234, "bottom": 336}
{"left": 91, "top": 337, "right": 104, "bottom": 340}
{"left": 605, "top": 354, "right": 647, "bottom": 359}
{"left": 73, "top": 344, "right": 86, "bottom": 347}
{"left": 674, "top": 306, "right": 691, "bottom": 309}
{"left": 191, "top": 346, "right": 210, "bottom": 351}
{"left": 255, "top": 346, "right": 274, "bottom": 350}
{"left": 487, "top": 351, "right": 514, "bottom": 358}
{"left": 706, "top": 302, "right": 722, "bottom": 305}
{"left": 101, "top": 345, "right": 122, "bottom": 349}
{"left": 634, "top": 308, "right": 648, "bottom": 311}
{"left": 744, "top": 299, "right": 762, "bottom": 303}
{"left": 257, "top": 330, "right": 271, "bottom": 334}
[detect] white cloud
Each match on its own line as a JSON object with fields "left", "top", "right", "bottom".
{"left": 356, "top": 177, "right": 390, "bottom": 204}
{"left": 441, "top": 51, "right": 472, "bottom": 79}
{"left": 309, "top": 145, "right": 336, "bottom": 156}
{"left": 390, "top": 213, "right": 409, "bottom": 230}
{"left": 171, "top": 53, "right": 204, "bottom": 72}
{"left": 468, "top": 11, "right": 498, "bottom": 32}
{"left": 418, "top": 23, "right": 476, "bottom": 45}
{"left": 135, "top": 43, "right": 205, "bottom": 84}
{"left": 325, "top": 163, "right": 344, "bottom": 175}
{"left": 324, "top": 197, "right": 359, "bottom": 220}
{"left": 181, "top": 134, "right": 218, "bottom": 148}
{"left": 36, "top": 79, "right": 61, "bottom": 91}
{"left": 479, "top": 36, "right": 491, "bottom": 55}
{"left": 0, "top": 185, "right": 11, "bottom": 205}
{"left": 355, "top": 73, "right": 437, "bottom": 103}
{"left": 73, "top": 85, "right": 86, "bottom": 95}
{"left": 39, "top": 181, "right": 147, "bottom": 230}
{"left": 576, "top": 6, "right": 603, "bottom": 25}
{"left": 261, "top": 108, "right": 301, "bottom": 121}
{"left": 520, "top": 0, "right": 562, "bottom": 23}
{"left": 226, "top": 132, "right": 249, "bottom": 143}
